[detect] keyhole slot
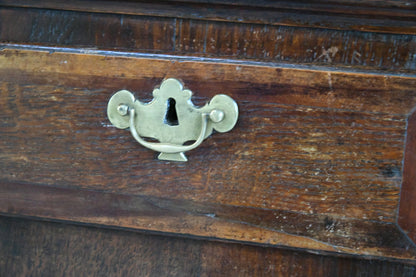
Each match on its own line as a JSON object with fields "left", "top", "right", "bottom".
{"left": 164, "top": 98, "right": 179, "bottom": 126}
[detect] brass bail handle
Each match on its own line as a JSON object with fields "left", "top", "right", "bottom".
{"left": 107, "top": 78, "right": 239, "bottom": 162}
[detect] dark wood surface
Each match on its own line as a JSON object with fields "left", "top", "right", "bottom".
{"left": 1, "top": 215, "right": 416, "bottom": 277}
{"left": 2, "top": 0, "right": 415, "bottom": 34}
{"left": 1, "top": 47, "right": 416, "bottom": 261}
{"left": 1, "top": 6, "right": 415, "bottom": 73}
{"left": 1, "top": 1, "right": 416, "bottom": 274}
{"left": 399, "top": 110, "right": 416, "bottom": 243}
{"left": 2, "top": 181, "right": 416, "bottom": 262}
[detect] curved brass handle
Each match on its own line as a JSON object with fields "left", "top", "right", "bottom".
{"left": 127, "top": 107, "right": 225, "bottom": 161}
{"left": 107, "top": 78, "right": 238, "bottom": 162}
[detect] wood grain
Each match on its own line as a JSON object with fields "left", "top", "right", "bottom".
{"left": 1, "top": 7, "right": 416, "bottom": 73}
{"left": 1, "top": 216, "right": 415, "bottom": 277}
{"left": 2, "top": 181, "right": 416, "bottom": 261}
{"left": 1, "top": 47, "right": 416, "bottom": 260}
{"left": 399, "top": 110, "right": 416, "bottom": 243}
{"left": 1, "top": 0, "right": 415, "bottom": 35}
{"left": 163, "top": 0, "right": 416, "bottom": 9}
{"left": 1, "top": 1, "right": 415, "bottom": 273}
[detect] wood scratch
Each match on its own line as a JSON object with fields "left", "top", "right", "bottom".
{"left": 327, "top": 72, "right": 333, "bottom": 91}
{"left": 315, "top": 46, "right": 339, "bottom": 63}
{"left": 352, "top": 50, "right": 362, "bottom": 64}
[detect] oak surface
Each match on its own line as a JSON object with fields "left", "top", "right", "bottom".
{"left": 399, "top": 110, "right": 416, "bottom": 243}
{"left": 1, "top": 47, "right": 416, "bottom": 261}
{"left": 3, "top": 181, "right": 416, "bottom": 262}
{"left": 1, "top": 7, "right": 415, "bottom": 73}
{"left": 2, "top": 0, "right": 415, "bottom": 35}
{"left": 1, "top": 1, "right": 416, "bottom": 274}
{"left": 2, "top": 215, "right": 416, "bottom": 277}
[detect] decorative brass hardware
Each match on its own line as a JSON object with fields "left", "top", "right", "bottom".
{"left": 107, "top": 78, "right": 238, "bottom": 161}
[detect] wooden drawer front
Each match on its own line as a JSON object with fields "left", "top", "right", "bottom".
{"left": 1, "top": 46, "right": 416, "bottom": 262}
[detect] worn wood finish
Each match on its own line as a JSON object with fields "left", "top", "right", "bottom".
{"left": 1, "top": 216, "right": 415, "bottom": 276}
{"left": 1, "top": 0, "right": 416, "bottom": 274}
{"left": 2, "top": 181, "right": 416, "bottom": 262}
{"left": 399, "top": 110, "right": 416, "bottom": 243}
{"left": 163, "top": 0, "right": 416, "bottom": 9}
{"left": 1, "top": 7, "right": 416, "bottom": 73}
{"left": 2, "top": 0, "right": 416, "bottom": 35}
{"left": 1, "top": 47, "right": 415, "bottom": 219}
{"left": 1, "top": 47, "right": 416, "bottom": 260}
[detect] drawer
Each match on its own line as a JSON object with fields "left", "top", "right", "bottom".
{"left": 1, "top": 45, "right": 416, "bottom": 262}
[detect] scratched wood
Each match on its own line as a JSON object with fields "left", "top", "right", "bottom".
{"left": 399, "top": 110, "right": 416, "bottom": 243}
{"left": 1, "top": 48, "right": 416, "bottom": 260}
{"left": 1, "top": 0, "right": 415, "bottom": 35}
{"left": 1, "top": 216, "right": 415, "bottom": 276}
{"left": 165, "top": 0, "right": 416, "bottom": 9}
{"left": 1, "top": 7, "right": 416, "bottom": 73}
{"left": 2, "top": 181, "right": 416, "bottom": 261}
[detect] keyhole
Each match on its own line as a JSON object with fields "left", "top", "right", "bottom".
{"left": 164, "top": 98, "right": 179, "bottom": 126}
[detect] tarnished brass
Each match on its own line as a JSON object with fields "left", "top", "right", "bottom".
{"left": 107, "top": 78, "right": 238, "bottom": 161}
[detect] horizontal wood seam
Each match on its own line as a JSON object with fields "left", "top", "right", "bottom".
{"left": 2, "top": 43, "right": 416, "bottom": 79}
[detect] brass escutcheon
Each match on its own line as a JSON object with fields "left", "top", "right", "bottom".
{"left": 107, "top": 78, "right": 238, "bottom": 161}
